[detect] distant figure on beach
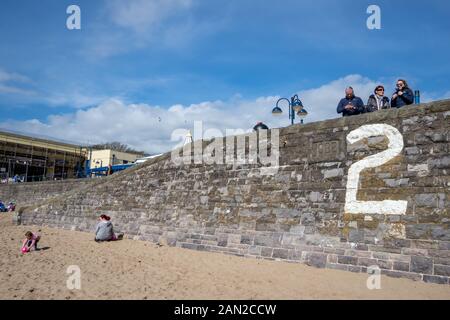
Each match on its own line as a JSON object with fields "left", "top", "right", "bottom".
{"left": 22, "top": 231, "right": 40, "bottom": 253}
{"left": 0, "top": 200, "right": 6, "bottom": 212}
{"left": 95, "top": 214, "right": 123, "bottom": 242}
{"left": 7, "top": 201, "right": 16, "bottom": 212}
{"left": 107, "top": 164, "right": 113, "bottom": 176}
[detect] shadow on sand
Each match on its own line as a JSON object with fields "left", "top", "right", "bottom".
{"left": 36, "top": 247, "right": 51, "bottom": 251}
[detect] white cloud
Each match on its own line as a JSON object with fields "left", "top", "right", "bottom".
{"left": 444, "top": 92, "right": 450, "bottom": 99}
{"left": 0, "top": 84, "right": 35, "bottom": 96}
{"left": 45, "top": 91, "right": 112, "bottom": 109}
{"left": 0, "top": 69, "right": 30, "bottom": 83}
{"left": 108, "top": 0, "right": 193, "bottom": 34}
{"left": 421, "top": 90, "right": 450, "bottom": 103}
{"left": 0, "top": 74, "right": 399, "bottom": 154}
{"left": 0, "top": 68, "right": 172, "bottom": 109}
{"left": 84, "top": 0, "right": 224, "bottom": 58}
{"left": 0, "top": 69, "right": 35, "bottom": 96}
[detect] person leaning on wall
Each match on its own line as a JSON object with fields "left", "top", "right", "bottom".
{"left": 336, "top": 87, "right": 365, "bottom": 117}
{"left": 391, "top": 79, "right": 414, "bottom": 108}
{"left": 253, "top": 121, "right": 269, "bottom": 131}
{"left": 366, "top": 85, "right": 390, "bottom": 113}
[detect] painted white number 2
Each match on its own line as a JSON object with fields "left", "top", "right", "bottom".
{"left": 345, "top": 124, "right": 407, "bottom": 215}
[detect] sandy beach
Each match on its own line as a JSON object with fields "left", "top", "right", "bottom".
{"left": 0, "top": 213, "right": 449, "bottom": 300}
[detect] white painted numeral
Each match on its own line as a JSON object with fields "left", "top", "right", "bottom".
{"left": 345, "top": 124, "right": 407, "bottom": 215}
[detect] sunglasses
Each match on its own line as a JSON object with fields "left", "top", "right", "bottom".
{"left": 397, "top": 83, "right": 404, "bottom": 87}
{"left": 376, "top": 89, "right": 384, "bottom": 92}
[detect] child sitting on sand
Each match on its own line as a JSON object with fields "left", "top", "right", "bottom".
{"left": 22, "top": 231, "right": 40, "bottom": 252}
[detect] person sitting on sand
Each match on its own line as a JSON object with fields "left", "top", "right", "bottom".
{"left": 0, "top": 200, "right": 6, "bottom": 212}
{"left": 95, "top": 214, "right": 123, "bottom": 242}
{"left": 22, "top": 231, "right": 40, "bottom": 252}
{"left": 7, "top": 201, "right": 16, "bottom": 212}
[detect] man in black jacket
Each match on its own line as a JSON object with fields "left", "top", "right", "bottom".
{"left": 391, "top": 79, "right": 414, "bottom": 108}
{"left": 253, "top": 122, "right": 269, "bottom": 131}
{"left": 337, "top": 87, "right": 365, "bottom": 117}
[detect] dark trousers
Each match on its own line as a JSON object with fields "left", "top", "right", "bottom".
{"left": 27, "top": 239, "right": 39, "bottom": 249}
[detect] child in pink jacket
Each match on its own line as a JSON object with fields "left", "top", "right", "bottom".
{"left": 21, "top": 231, "right": 40, "bottom": 253}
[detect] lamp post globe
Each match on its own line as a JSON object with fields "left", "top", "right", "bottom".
{"left": 291, "top": 94, "right": 304, "bottom": 113}
{"left": 271, "top": 106, "right": 283, "bottom": 115}
{"left": 271, "top": 95, "right": 308, "bottom": 125}
{"left": 297, "top": 108, "right": 308, "bottom": 118}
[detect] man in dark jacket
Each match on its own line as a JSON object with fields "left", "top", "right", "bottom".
{"left": 391, "top": 79, "right": 414, "bottom": 108}
{"left": 253, "top": 122, "right": 269, "bottom": 131}
{"left": 337, "top": 87, "right": 365, "bottom": 117}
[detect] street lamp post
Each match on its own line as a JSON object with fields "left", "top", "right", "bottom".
{"left": 272, "top": 94, "right": 308, "bottom": 125}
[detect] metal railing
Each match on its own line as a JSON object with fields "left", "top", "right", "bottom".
{"left": 0, "top": 172, "right": 82, "bottom": 184}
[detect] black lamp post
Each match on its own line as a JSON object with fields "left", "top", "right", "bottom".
{"left": 272, "top": 94, "right": 308, "bottom": 125}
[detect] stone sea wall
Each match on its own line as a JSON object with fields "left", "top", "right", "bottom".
{"left": 20, "top": 100, "right": 450, "bottom": 284}
{"left": 0, "top": 179, "right": 95, "bottom": 207}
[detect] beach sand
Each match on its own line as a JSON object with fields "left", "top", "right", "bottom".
{"left": 1, "top": 213, "right": 449, "bottom": 300}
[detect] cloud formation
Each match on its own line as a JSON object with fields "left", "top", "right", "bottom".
{"left": 107, "top": 0, "right": 193, "bottom": 34}
{"left": 84, "top": 0, "right": 201, "bottom": 58}
{"left": 0, "top": 69, "right": 35, "bottom": 96}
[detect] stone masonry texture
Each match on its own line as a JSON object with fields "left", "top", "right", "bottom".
{"left": 0, "top": 179, "right": 94, "bottom": 206}
{"left": 6, "top": 100, "right": 450, "bottom": 284}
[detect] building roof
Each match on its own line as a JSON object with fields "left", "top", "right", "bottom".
{"left": 0, "top": 129, "right": 85, "bottom": 154}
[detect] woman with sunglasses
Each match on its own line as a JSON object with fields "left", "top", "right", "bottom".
{"left": 366, "top": 85, "right": 390, "bottom": 113}
{"left": 391, "top": 79, "right": 414, "bottom": 108}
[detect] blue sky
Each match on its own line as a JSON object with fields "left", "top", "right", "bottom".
{"left": 0, "top": 0, "right": 449, "bottom": 153}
